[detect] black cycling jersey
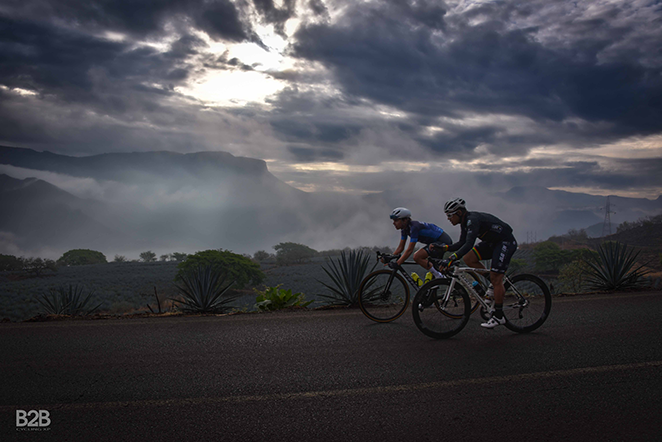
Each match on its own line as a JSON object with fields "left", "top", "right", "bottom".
{"left": 446, "top": 211, "right": 515, "bottom": 260}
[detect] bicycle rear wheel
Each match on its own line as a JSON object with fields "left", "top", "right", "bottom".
{"left": 412, "top": 279, "right": 471, "bottom": 339}
{"left": 358, "top": 270, "right": 410, "bottom": 322}
{"left": 503, "top": 274, "right": 552, "bottom": 333}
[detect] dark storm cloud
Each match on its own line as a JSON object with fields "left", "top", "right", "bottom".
{"left": 290, "top": 0, "right": 662, "bottom": 152}
{"left": 271, "top": 119, "right": 360, "bottom": 145}
{"left": 287, "top": 145, "right": 343, "bottom": 162}
{"left": 2, "top": 0, "right": 250, "bottom": 42}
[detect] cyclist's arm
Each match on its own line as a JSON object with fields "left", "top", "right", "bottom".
{"left": 393, "top": 238, "right": 406, "bottom": 256}
{"left": 447, "top": 226, "right": 478, "bottom": 261}
{"left": 398, "top": 241, "right": 416, "bottom": 266}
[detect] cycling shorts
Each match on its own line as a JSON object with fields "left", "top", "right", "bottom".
{"left": 422, "top": 231, "right": 453, "bottom": 258}
{"left": 472, "top": 240, "right": 518, "bottom": 274}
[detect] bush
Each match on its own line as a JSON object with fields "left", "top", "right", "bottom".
{"left": 0, "top": 254, "right": 23, "bottom": 271}
{"left": 316, "top": 249, "right": 377, "bottom": 306}
{"left": 533, "top": 241, "right": 572, "bottom": 273}
{"left": 113, "top": 255, "right": 127, "bottom": 262}
{"left": 176, "top": 249, "right": 264, "bottom": 289}
{"left": 274, "top": 242, "right": 318, "bottom": 265}
{"left": 37, "top": 284, "right": 101, "bottom": 316}
{"left": 171, "top": 265, "right": 238, "bottom": 314}
{"left": 558, "top": 260, "right": 592, "bottom": 294}
{"left": 585, "top": 242, "right": 650, "bottom": 291}
{"left": 254, "top": 285, "right": 312, "bottom": 311}
{"left": 57, "top": 249, "right": 107, "bottom": 266}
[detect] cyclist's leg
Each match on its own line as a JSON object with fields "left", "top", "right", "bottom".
{"left": 463, "top": 243, "right": 489, "bottom": 270}
{"left": 489, "top": 240, "right": 518, "bottom": 303}
{"left": 413, "top": 247, "right": 430, "bottom": 269}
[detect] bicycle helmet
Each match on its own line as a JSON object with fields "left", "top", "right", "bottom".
{"left": 390, "top": 207, "right": 411, "bottom": 220}
{"left": 443, "top": 197, "right": 466, "bottom": 214}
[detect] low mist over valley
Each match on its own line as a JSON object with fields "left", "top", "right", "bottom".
{"left": 1, "top": 145, "right": 660, "bottom": 260}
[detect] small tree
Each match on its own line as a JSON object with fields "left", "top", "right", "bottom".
{"left": 57, "top": 249, "right": 107, "bottom": 266}
{"left": 171, "top": 252, "right": 188, "bottom": 262}
{"left": 273, "top": 242, "right": 318, "bottom": 265}
{"left": 22, "top": 257, "right": 58, "bottom": 276}
{"left": 0, "top": 254, "right": 23, "bottom": 271}
{"left": 113, "top": 255, "right": 127, "bottom": 263}
{"left": 140, "top": 251, "right": 157, "bottom": 262}
{"left": 176, "top": 249, "right": 264, "bottom": 289}
{"left": 253, "top": 250, "right": 272, "bottom": 262}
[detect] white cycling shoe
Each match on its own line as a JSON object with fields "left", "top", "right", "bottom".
{"left": 481, "top": 315, "right": 506, "bottom": 329}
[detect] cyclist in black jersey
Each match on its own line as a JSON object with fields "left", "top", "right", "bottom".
{"left": 433, "top": 198, "right": 518, "bottom": 329}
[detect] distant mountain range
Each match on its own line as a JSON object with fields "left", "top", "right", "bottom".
{"left": 1, "top": 145, "right": 661, "bottom": 258}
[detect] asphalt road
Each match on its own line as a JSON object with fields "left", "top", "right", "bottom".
{"left": 2, "top": 291, "right": 661, "bottom": 442}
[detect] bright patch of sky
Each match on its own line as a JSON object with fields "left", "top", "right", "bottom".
{"left": 176, "top": 24, "right": 295, "bottom": 106}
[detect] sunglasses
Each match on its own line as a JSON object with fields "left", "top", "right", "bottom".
{"left": 446, "top": 211, "right": 460, "bottom": 219}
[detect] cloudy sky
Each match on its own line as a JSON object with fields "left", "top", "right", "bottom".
{"left": 1, "top": 0, "right": 662, "bottom": 199}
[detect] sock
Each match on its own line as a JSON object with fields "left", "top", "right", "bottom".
{"left": 430, "top": 267, "right": 443, "bottom": 278}
{"left": 494, "top": 303, "right": 503, "bottom": 319}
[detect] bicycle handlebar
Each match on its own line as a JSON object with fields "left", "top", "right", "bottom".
{"left": 375, "top": 251, "right": 401, "bottom": 264}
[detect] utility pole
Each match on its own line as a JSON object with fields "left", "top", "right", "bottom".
{"left": 601, "top": 196, "right": 616, "bottom": 237}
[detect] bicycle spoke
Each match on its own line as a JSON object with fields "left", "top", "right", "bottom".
{"left": 358, "top": 270, "right": 409, "bottom": 322}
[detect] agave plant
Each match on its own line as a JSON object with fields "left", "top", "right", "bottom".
{"left": 171, "top": 265, "right": 238, "bottom": 313}
{"left": 584, "top": 241, "right": 650, "bottom": 291}
{"left": 316, "top": 249, "right": 377, "bottom": 306}
{"left": 37, "top": 284, "right": 102, "bottom": 316}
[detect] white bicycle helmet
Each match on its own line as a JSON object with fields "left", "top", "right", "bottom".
{"left": 443, "top": 197, "right": 466, "bottom": 214}
{"left": 390, "top": 207, "right": 412, "bottom": 220}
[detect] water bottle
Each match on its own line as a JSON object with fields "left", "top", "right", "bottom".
{"left": 412, "top": 273, "right": 423, "bottom": 287}
{"left": 425, "top": 272, "right": 433, "bottom": 283}
{"left": 472, "top": 280, "right": 484, "bottom": 295}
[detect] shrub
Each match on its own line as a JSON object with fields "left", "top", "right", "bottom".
{"left": 176, "top": 249, "right": 264, "bottom": 289}
{"left": 57, "top": 249, "right": 107, "bottom": 266}
{"left": 113, "top": 255, "right": 127, "bottom": 262}
{"left": 171, "top": 265, "right": 238, "bottom": 314}
{"left": 316, "top": 249, "right": 377, "bottom": 306}
{"left": 584, "top": 242, "right": 650, "bottom": 291}
{"left": 0, "top": 254, "right": 23, "bottom": 271}
{"left": 274, "top": 242, "right": 317, "bottom": 265}
{"left": 37, "top": 284, "right": 102, "bottom": 316}
{"left": 558, "top": 260, "right": 592, "bottom": 294}
{"left": 533, "top": 241, "right": 572, "bottom": 273}
{"left": 254, "top": 285, "right": 313, "bottom": 311}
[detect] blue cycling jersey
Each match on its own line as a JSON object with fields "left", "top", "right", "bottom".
{"left": 401, "top": 220, "right": 445, "bottom": 244}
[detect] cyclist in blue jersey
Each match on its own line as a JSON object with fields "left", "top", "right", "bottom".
{"left": 435, "top": 198, "right": 518, "bottom": 329}
{"left": 388, "top": 207, "right": 453, "bottom": 279}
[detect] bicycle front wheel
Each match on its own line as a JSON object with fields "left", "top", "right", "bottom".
{"left": 503, "top": 274, "right": 552, "bottom": 333}
{"left": 412, "top": 279, "right": 471, "bottom": 339}
{"left": 358, "top": 270, "right": 410, "bottom": 322}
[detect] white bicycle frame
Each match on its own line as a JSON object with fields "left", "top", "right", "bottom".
{"left": 441, "top": 266, "right": 528, "bottom": 315}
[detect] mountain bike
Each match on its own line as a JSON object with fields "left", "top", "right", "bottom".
{"left": 358, "top": 251, "right": 435, "bottom": 323}
{"left": 412, "top": 261, "right": 551, "bottom": 339}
